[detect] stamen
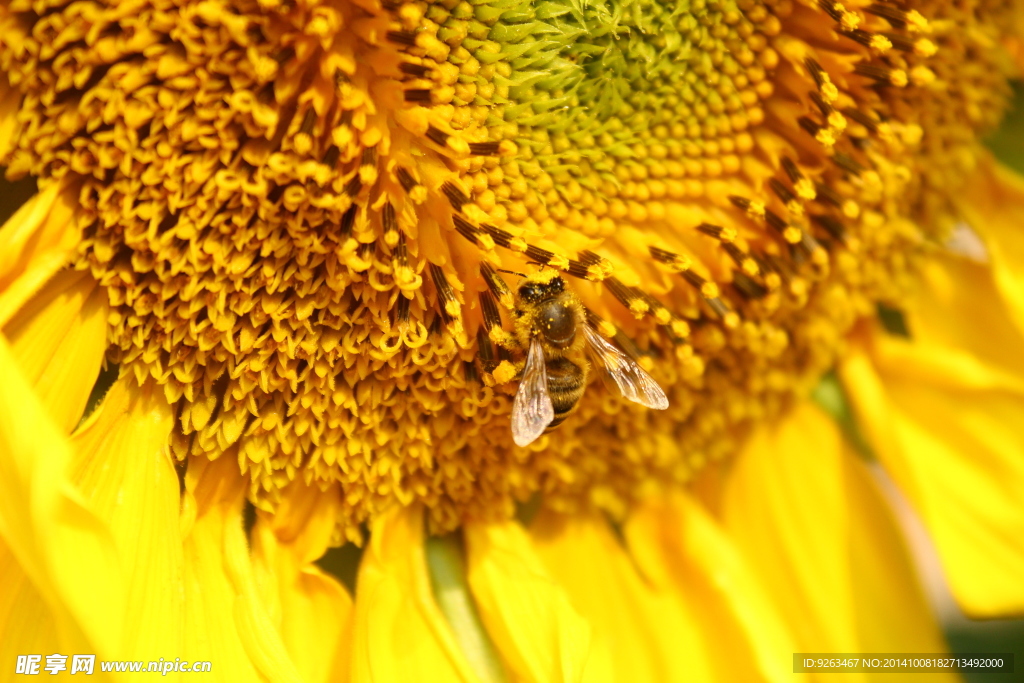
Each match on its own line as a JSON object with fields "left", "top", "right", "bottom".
{"left": 854, "top": 63, "right": 908, "bottom": 87}
{"left": 428, "top": 263, "right": 460, "bottom": 324}
{"left": 400, "top": 62, "right": 431, "bottom": 78}
{"left": 480, "top": 263, "right": 514, "bottom": 309}
{"left": 468, "top": 141, "right": 501, "bottom": 156}
{"left": 441, "top": 181, "right": 469, "bottom": 212}
{"left": 386, "top": 30, "right": 418, "bottom": 47}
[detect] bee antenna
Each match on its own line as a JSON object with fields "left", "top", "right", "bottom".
{"left": 496, "top": 268, "right": 526, "bottom": 277}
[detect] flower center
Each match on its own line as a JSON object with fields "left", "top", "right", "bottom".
{"left": 0, "top": 0, "right": 1012, "bottom": 536}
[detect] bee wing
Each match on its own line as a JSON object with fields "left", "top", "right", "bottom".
{"left": 511, "top": 337, "right": 556, "bottom": 447}
{"left": 582, "top": 323, "right": 669, "bottom": 410}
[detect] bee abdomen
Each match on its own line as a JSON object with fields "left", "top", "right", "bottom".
{"left": 546, "top": 357, "right": 585, "bottom": 429}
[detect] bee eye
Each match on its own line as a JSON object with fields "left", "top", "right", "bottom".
{"left": 519, "top": 284, "right": 541, "bottom": 301}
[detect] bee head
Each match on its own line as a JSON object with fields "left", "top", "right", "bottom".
{"left": 517, "top": 272, "right": 565, "bottom": 304}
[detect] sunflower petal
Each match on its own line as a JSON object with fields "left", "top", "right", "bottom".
{"left": 251, "top": 483, "right": 354, "bottom": 683}
{"left": 722, "top": 402, "right": 956, "bottom": 680}
{"left": 69, "top": 378, "right": 182, "bottom": 661}
{"left": 0, "top": 180, "right": 83, "bottom": 327}
{"left": 955, "top": 156, "right": 1024, "bottom": 339}
{"left": 351, "top": 505, "right": 481, "bottom": 683}
{"left": 0, "top": 537, "right": 90, "bottom": 671}
{"left": 625, "top": 494, "right": 796, "bottom": 683}
{"left": 842, "top": 341, "right": 1024, "bottom": 618}
{"left": 528, "top": 511, "right": 713, "bottom": 683}
{"left": 0, "top": 335, "right": 124, "bottom": 656}
{"left": 4, "top": 268, "right": 108, "bottom": 433}
{"left": 463, "top": 519, "right": 590, "bottom": 683}
{"left": 180, "top": 456, "right": 304, "bottom": 683}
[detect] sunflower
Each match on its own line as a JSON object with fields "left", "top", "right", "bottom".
{"left": 1, "top": 0, "right": 1023, "bottom": 675}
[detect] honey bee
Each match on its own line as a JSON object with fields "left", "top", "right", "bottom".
{"left": 501, "top": 269, "right": 669, "bottom": 446}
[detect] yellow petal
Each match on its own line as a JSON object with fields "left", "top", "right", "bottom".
{"left": 528, "top": 511, "right": 713, "bottom": 683}
{"left": 0, "top": 537, "right": 82, "bottom": 673}
{"left": 4, "top": 268, "right": 108, "bottom": 433}
{"left": 251, "top": 482, "right": 354, "bottom": 683}
{"left": 625, "top": 494, "right": 796, "bottom": 683}
{"left": 351, "top": 505, "right": 481, "bottom": 683}
{"left": 842, "top": 341, "right": 1024, "bottom": 617}
{"left": 0, "top": 180, "right": 83, "bottom": 327}
{"left": 722, "top": 402, "right": 955, "bottom": 683}
{"left": 69, "top": 378, "right": 182, "bottom": 663}
{"left": 464, "top": 519, "right": 590, "bottom": 683}
{"left": 0, "top": 335, "right": 125, "bottom": 656}
{"left": 898, "top": 252, "right": 1024, "bottom": 382}
{"left": 955, "top": 156, "right": 1024, "bottom": 339}
{"left": 180, "top": 456, "right": 305, "bottom": 683}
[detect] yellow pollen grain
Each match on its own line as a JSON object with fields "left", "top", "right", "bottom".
{"left": 915, "top": 39, "right": 938, "bottom": 57}
{"left": 870, "top": 35, "right": 892, "bottom": 53}
{"left": 821, "top": 81, "right": 839, "bottom": 103}
{"left": 783, "top": 227, "right": 803, "bottom": 244}
{"left": 794, "top": 178, "right": 816, "bottom": 200}
{"left": 492, "top": 360, "right": 517, "bottom": 384}
{"left": 910, "top": 66, "right": 936, "bottom": 86}
{"left": 628, "top": 299, "right": 651, "bottom": 317}
{"left": 905, "top": 10, "right": 930, "bottom": 32}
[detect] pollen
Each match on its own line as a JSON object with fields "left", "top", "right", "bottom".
{"left": 0, "top": 0, "right": 1017, "bottom": 535}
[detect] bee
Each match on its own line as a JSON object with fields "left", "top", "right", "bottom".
{"left": 501, "top": 269, "right": 669, "bottom": 447}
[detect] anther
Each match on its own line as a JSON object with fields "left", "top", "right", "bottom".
{"left": 339, "top": 205, "right": 358, "bottom": 238}
{"left": 404, "top": 89, "right": 432, "bottom": 103}
{"left": 810, "top": 214, "right": 848, "bottom": 244}
{"left": 386, "top": 30, "right": 418, "bottom": 47}
{"left": 854, "top": 63, "right": 908, "bottom": 87}
{"left": 831, "top": 152, "right": 866, "bottom": 176}
{"left": 343, "top": 174, "right": 363, "bottom": 197}
{"left": 428, "top": 263, "right": 459, "bottom": 324}
{"left": 722, "top": 242, "right": 760, "bottom": 275}
{"left": 480, "top": 224, "right": 513, "bottom": 248}
{"left": 649, "top": 246, "right": 693, "bottom": 272}
{"left": 476, "top": 327, "right": 496, "bottom": 371}
{"left": 468, "top": 141, "right": 501, "bottom": 156}
{"left": 453, "top": 215, "right": 482, "bottom": 246}
{"left": 399, "top": 62, "right": 431, "bottom": 78}
{"left": 565, "top": 259, "right": 593, "bottom": 280}
{"left": 395, "top": 295, "right": 411, "bottom": 327}
{"left": 273, "top": 47, "right": 296, "bottom": 65}
{"left": 393, "top": 230, "right": 408, "bottom": 265}
{"left": 841, "top": 107, "right": 879, "bottom": 133}
{"left": 606, "top": 277, "right": 650, "bottom": 318}
{"left": 426, "top": 125, "right": 450, "bottom": 147}
{"left": 396, "top": 167, "right": 418, "bottom": 192}
{"left": 524, "top": 244, "right": 555, "bottom": 265}
{"left": 769, "top": 178, "right": 797, "bottom": 206}
{"left": 441, "top": 180, "right": 469, "bottom": 212}
{"left": 480, "top": 263, "right": 515, "bottom": 309}
{"left": 732, "top": 270, "right": 769, "bottom": 300}
{"left": 322, "top": 145, "right": 340, "bottom": 169}
{"left": 480, "top": 291, "right": 503, "bottom": 332}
